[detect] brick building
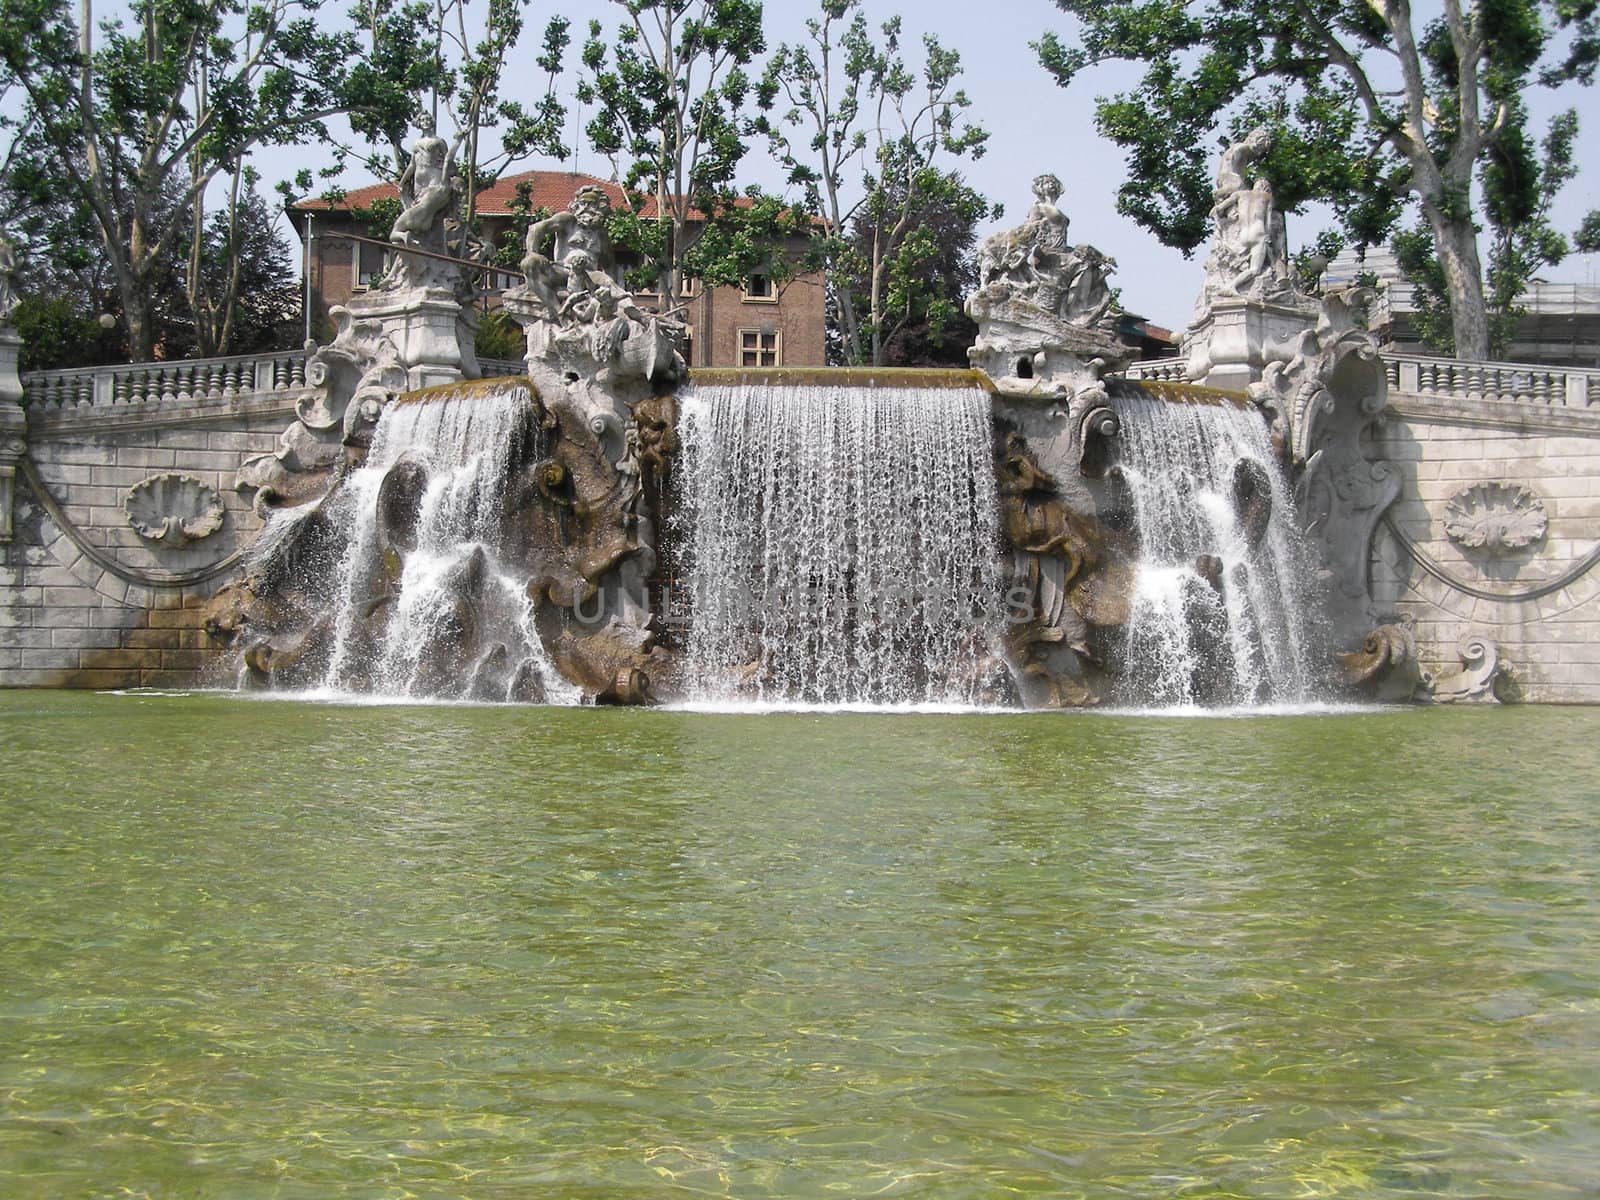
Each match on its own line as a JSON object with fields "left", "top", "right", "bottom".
{"left": 286, "top": 170, "right": 826, "bottom": 369}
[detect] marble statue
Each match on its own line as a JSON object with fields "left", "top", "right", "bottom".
{"left": 974, "top": 174, "right": 1119, "bottom": 330}
{"left": 506, "top": 185, "right": 685, "bottom": 392}
{"left": 1193, "top": 127, "right": 1297, "bottom": 315}
{"left": 374, "top": 115, "right": 462, "bottom": 293}
{"left": 520, "top": 185, "right": 621, "bottom": 312}
{"left": 966, "top": 172, "right": 1129, "bottom": 394}
{"left": 0, "top": 233, "right": 18, "bottom": 324}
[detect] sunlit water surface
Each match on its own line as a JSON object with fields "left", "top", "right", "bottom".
{"left": 2, "top": 692, "right": 1597, "bottom": 1198}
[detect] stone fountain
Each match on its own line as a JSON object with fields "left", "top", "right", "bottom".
{"left": 205, "top": 125, "right": 1424, "bottom": 708}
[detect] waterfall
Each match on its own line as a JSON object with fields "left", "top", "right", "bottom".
{"left": 317, "top": 383, "right": 573, "bottom": 702}
{"left": 673, "top": 382, "right": 1004, "bottom": 706}
{"left": 1114, "top": 393, "right": 1316, "bottom": 707}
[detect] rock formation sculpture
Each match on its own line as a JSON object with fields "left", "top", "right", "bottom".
{"left": 994, "top": 424, "right": 1135, "bottom": 706}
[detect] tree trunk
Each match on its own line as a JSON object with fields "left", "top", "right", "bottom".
{"left": 1426, "top": 207, "right": 1490, "bottom": 361}
{"left": 119, "top": 281, "right": 156, "bottom": 363}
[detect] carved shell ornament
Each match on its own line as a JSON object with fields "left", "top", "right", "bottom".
{"left": 123, "top": 472, "right": 225, "bottom": 544}
{"left": 1443, "top": 481, "right": 1546, "bottom": 555}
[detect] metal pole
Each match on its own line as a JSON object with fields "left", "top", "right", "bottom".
{"left": 303, "top": 213, "right": 314, "bottom": 346}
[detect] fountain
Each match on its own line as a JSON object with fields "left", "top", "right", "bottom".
{"left": 205, "top": 131, "right": 1411, "bottom": 709}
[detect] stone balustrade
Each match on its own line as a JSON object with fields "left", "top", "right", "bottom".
{"left": 477, "top": 356, "right": 526, "bottom": 378}
{"left": 21, "top": 349, "right": 529, "bottom": 414}
{"left": 1123, "top": 358, "right": 1187, "bottom": 382}
{"left": 1385, "top": 354, "right": 1598, "bottom": 408}
{"left": 1124, "top": 352, "right": 1600, "bottom": 409}
{"left": 22, "top": 349, "right": 312, "bottom": 412}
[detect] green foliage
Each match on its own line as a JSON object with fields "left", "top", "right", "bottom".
{"left": 576, "top": 0, "right": 768, "bottom": 297}
{"left": 473, "top": 308, "right": 523, "bottom": 359}
{"left": 759, "top": 0, "right": 991, "bottom": 364}
{"left": 11, "top": 295, "right": 118, "bottom": 371}
{"left": 1576, "top": 209, "right": 1600, "bottom": 253}
{"left": 1035, "top": 0, "right": 1599, "bottom": 360}
{"left": 0, "top": 0, "right": 360, "bottom": 358}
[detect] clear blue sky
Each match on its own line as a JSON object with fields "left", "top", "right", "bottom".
{"left": 259, "top": 0, "right": 1600, "bottom": 331}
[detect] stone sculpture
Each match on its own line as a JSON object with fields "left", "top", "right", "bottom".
{"left": 1443, "top": 482, "right": 1546, "bottom": 555}
{"left": 967, "top": 173, "right": 1129, "bottom": 394}
{"left": 123, "top": 473, "right": 226, "bottom": 544}
{"left": 1337, "top": 620, "right": 1424, "bottom": 702}
{"left": 1194, "top": 127, "right": 1297, "bottom": 314}
{"left": 1426, "top": 632, "right": 1509, "bottom": 703}
{"left": 505, "top": 185, "right": 685, "bottom": 399}
{"left": 0, "top": 231, "right": 25, "bottom": 542}
{"left": 0, "top": 233, "right": 18, "bottom": 323}
{"left": 375, "top": 114, "right": 461, "bottom": 293}
{"left": 1242, "top": 282, "right": 1400, "bottom": 651}
{"left": 236, "top": 308, "right": 409, "bottom": 512}
{"left": 994, "top": 424, "right": 1136, "bottom": 706}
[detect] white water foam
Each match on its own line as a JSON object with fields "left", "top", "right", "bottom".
{"left": 317, "top": 385, "right": 575, "bottom": 703}
{"left": 1115, "top": 393, "right": 1317, "bottom": 706}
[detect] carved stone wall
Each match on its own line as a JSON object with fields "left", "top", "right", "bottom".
{"left": 0, "top": 399, "right": 286, "bottom": 688}
{"left": 1370, "top": 397, "right": 1600, "bottom": 703}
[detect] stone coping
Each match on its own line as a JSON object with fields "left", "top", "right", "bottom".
{"left": 25, "top": 393, "right": 302, "bottom": 438}
{"left": 686, "top": 366, "right": 997, "bottom": 392}
{"left": 394, "top": 375, "right": 536, "bottom": 405}
{"left": 1109, "top": 377, "right": 1252, "bottom": 408}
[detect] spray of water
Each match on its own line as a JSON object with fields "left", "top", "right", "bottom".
{"left": 1114, "top": 393, "right": 1316, "bottom": 706}
{"left": 317, "top": 384, "right": 574, "bottom": 702}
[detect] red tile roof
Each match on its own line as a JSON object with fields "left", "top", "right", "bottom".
{"left": 291, "top": 169, "right": 676, "bottom": 219}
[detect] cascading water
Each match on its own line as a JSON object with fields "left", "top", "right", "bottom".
{"left": 1113, "top": 393, "right": 1316, "bottom": 707}
{"left": 674, "top": 382, "right": 1004, "bottom": 706}
{"left": 313, "top": 383, "right": 572, "bottom": 702}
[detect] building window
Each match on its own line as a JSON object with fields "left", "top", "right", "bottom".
{"left": 744, "top": 271, "right": 775, "bottom": 302}
{"left": 681, "top": 327, "right": 694, "bottom": 367}
{"left": 740, "top": 328, "right": 780, "bottom": 367}
{"left": 353, "top": 238, "right": 387, "bottom": 289}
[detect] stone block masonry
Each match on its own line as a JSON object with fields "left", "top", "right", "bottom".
{"left": 1, "top": 393, "right": 292, "bottom": 689}
{"left": 1373, "top": 393, "right": 1600, "bottom": 703}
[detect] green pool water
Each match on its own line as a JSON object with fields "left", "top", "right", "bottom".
{"left": 2, "top": 691, "right": 1597, "bottom": 1198}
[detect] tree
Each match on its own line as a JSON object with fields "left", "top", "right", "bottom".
{"left": 0, "top": 0, "right": 358, "bottom": 360}
{"left": 1036, "top": 0, "right": 1600, "bottom": 361}
{"left": 844, "top": 168, "right": 987, "bottom": 366}
{"left": 181, "top": 166, "right": 302, "bottom": 356}
{"left": 342, "top": 0, "right": 570, "bottom": 216}
{"left": 758, "top": 0, "right": 990, "bottom": 364}
{"left": 577, "top": 0, "right": 767, "bottom": 301}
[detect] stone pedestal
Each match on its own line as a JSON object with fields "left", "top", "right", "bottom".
{"left": 967, "top": 291, "right": 1130, "bottom": 400}
{"left": 347, "top": 287, "right": 471, "bottom": 391}
{"left": 1184, "top": 297, "right": 1317, "bottom": 391}
{"left": 0, "top": 326, "right": 26, "bottom": 542}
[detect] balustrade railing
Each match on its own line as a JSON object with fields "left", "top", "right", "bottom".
{"left": 477, "top": 357, "right": 526, "bottom": 378}
{"left": 1124, "top": 352, "right": 1600, "bottom": 410}
{"left": 1384, "top": 354, "right": 1598, "bottom": 408}
{"left": 1123, "top": 358, "right": 1187, "bottom": 382}
{"left": 22, "top": 345, "right": 1599, "bottom": 415}
{"left": 22, "top": 349, "right": 311, "bottom": 413}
